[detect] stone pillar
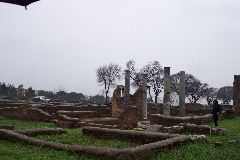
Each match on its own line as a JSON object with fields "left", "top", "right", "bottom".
{"left": 233, "top": 75, "right": 240, "bottom": 115}
{"left": 124, "top": 70, "right": 130, "bottom": 111}
{"left": 163, "top": 67, "right": 171, "bottom": 116}
{"left": 179, "top": 71, "right": 185, "bottom": 117}
{"left": 141, "top": 73, "right": 148, "bottom": 119}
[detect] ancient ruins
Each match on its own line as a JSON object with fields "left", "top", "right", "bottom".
{"left": 0, "top": 72, "right": 239, "bottom": 159}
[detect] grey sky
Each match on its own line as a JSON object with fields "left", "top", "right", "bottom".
{"left": 1, "top": 0, "right": 240, "bottom": 95}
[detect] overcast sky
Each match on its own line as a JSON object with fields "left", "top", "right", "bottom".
{"left": 0, "top": 0, "right": 240, "bottom": 96}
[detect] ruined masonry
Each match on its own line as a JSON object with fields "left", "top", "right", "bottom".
{"left": 179, "top": 71, "right": 185, "bottom": 117}
{"left": 233, "top": 75, "right": 240, "bottom": 115}
{"left": 163, "top": 67, "right": 171, "bottom": 116}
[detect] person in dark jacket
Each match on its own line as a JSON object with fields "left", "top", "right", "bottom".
{"left": 211, "top": 100, "right": 221, "bottom": 127}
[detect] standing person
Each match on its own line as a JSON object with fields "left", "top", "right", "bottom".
{"left": 211, "top": 100, "right": 221, "bottom": 127}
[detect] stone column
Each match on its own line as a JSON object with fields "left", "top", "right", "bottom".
{"left": 141, "top": 73, "right": 148, "bottom": 119}
{"left": 179, "top": 71, "right": 185, "bottom": 117}
{"left": 163, "top": 67, "right": 171, "bottom": 116}
{"left": 124, "top": 70, "right": 130, "bottom": 111}
{"left": 233, "top": 75, "right": 240, "bottom": 115}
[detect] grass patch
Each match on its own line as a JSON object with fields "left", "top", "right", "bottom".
{"left": 152, "top": 116, "right": 240, "bottom": 160}
{"left": 1, "top": 117, "right": 240, "bottom": 160}
{"left": 0, "top": 119, "right": 57, "bottom": 130}
{"left": 37, "top": 128, "right": 137, "bottom": 149}
{"left": 0, "top": 140, "right": 81, "bottom": 160}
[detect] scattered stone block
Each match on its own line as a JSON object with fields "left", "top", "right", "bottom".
{"left": 146, "top": 125, "right": 163, "bottom": 132}
{"left": 210, "top": 128, "right": 227, "bottom": 136}
{"left": 190, "top": 135, "right": 207, "bottom": 141}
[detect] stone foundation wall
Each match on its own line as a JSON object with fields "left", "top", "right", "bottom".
{"left": 233, "top": 75, "right": 240, "bottom": 115}
{"left": 0, "top": 107, "right": 54, "bottom": 122}
{"left": 37, "top": 104, "right": 111, "bottom": 117}
{"left": 150, "top": 114, "right": 212, "bottom": 126}
{"left": 57, "top": 111, "right": 100, "bottom": 119}
{"left": 111, "top": 87, "right": 143, "bottom": 119}
{"left": 0, "top": 127, "right": 206, "bottom": 160}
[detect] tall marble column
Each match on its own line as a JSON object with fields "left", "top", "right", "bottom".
{"left": 124, "top": 70, "right": 130, "bottom": 111}
{"left": 163, "top": 67, "right": 171, "bottom": 116}
{"left": 141, "top": 73, "right": 148, "bottom": 119}
{"left": 179, "top": 71, "right": 185, "bottom": 117}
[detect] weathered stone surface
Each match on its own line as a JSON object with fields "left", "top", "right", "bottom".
{"left": 233, "top": 75, "right": 240, "bottom": 115}
{"left": 161, "top": 126, "right": 184, "bottom": 134}
{"left": 189, "top": 135, "right": 207, "bottom": 141}
{"left": 16, "top": 128, "right": 66, "bottom": 137}
{"left": 57, "top": 111, "right": 100, "bottom": 119}
{"left": 0, "top": 107, "right": 54, "bottom": 122}
{"left": 119, "top": 106, "right": 139, "bottom": 129}
{"left": 150, "top": 114, "right": 212, "bottom": 126}
{"left": 223, "top": 109, "right": 236, "bottom": 118}
{"left": 163, "top": 67, "right": 171, "bottom": 116}
{"left": 124, "top": 70, "right": 130, "bottom": 111}
{"left": 78, "top": 121, "right": 119, "bottom": 129}
{"left": 141, "top": 73, "right": 148, "bottom": 119}
{"left": 81, "top": 117, "right": 119, "bottom": 126}
{"left": 179, "top": 71, "right": 185, "bottom": 117}
{"left": 210, "top": 128, "right": 227, "bottom": 136}
{"left": 111, "top": 85, "right": 125, "bottom": 118}
{"left": 146, "top": 125, "right": 164, "bottom": 132}
{"left": 0, "top": 125, "right": 15, "bottom": 130}
{"left": 57, "top": 114, "right": 79, "bottom": 122}
{"left": 82, "top": 127, "right": 179, "bottom": 144}
{"left": 137, "top": 120, "right": 150, "bottom": 130}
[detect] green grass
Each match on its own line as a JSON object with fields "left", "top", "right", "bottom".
{"left": 152, "top": 117, "right": 240, "bottom": 160}
{"left": 0, "top": 118, "right": 135, "bottom": 160}
{"left": 0, "top": 119, "right": 57, "bottom": 130}
{"left": 37, "top": 128, "right": 137, "bottom": 149}
{"left": 1, "top": 117, "right": 240, "bottom": 160}
{"left": 0, "top": 140, "right": 81, "bottom": 160}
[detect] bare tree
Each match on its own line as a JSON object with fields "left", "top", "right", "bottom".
{"left": 96, "top": 63, "right": 122, "bottom": 104}
{"left": 126, "top": 60, "right": 153, "bottom": 101}
{"left": 126, "top": 60, "right": 142, "bottom": 87}
{"left": 171, "top": 72, "right": 207, "bottom": 103}
{"left": 204, "top": 87, "right": 218, "bottom": 106}
{"left": 217, "top": 86, "right": 233, "bottom": 105}
{"left": 142, "top": 61, "right": 164, "bottom": 103}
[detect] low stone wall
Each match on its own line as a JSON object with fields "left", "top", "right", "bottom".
{"left": 223, "top": 109, "right": 236, "bottom": 118}
{"left": 82, "top": 127, "right": 179, "bottom": 144}
{"left": 0, "top": 128, "right": 206, "bottom": 160}
{"left": 150, "top": 114, "right": 212, "bottom": 126}
{"left": 81, "top": 118, "right": 119, "bottom": 126}
{"left": 179, "top": 123, "right": 226, "bottom": 135}
{"left": 37, "top": 104, "right": 111, "bottom": 117}
{"left": 56, "top": 114, "right": 80, "bottom": 122}
{"left": 57, "top": 111, "right": 100, "bottom": 119}
{"left": 16, "top": 128, "right": 66, "bottom": 137}
{"left": 0, "top": 125, "right": 15, "bottom": 130}
{"left": 0, "top": 107, "right": 54, "bottom": 122}
{"left": 78, "top": 122, "right": 119, "bottom": 129}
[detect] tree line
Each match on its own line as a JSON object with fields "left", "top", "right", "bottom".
{"left": 96, "top": 60, "right": 233, "bottom": 105}
{"left": 0, "top": 82, "right": 107, "bottom": 104}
